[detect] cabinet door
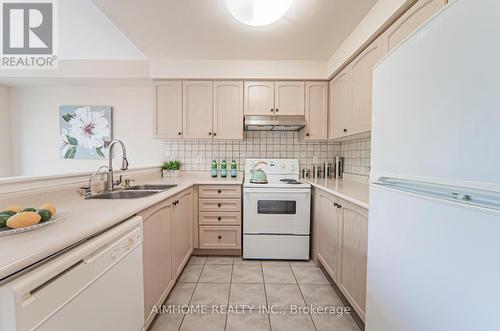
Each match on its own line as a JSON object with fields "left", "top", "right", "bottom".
{"left": 349, "top": 39, "right": 384, "bottom": 135}
{"left": 244, "top": 81, "right": 275, "bottom": 115}
{"left": 141, "top": 202, "right": 174, "bottom": 324}
{"left": 173, "top": 189, "right": 193, "bottom": 278}
{"left": 317, "top": 193, "right": 341, "bottom": 281}
{"left": 382, "top": 0, "right": 446, "bottom": 53}
{"left": 339, "top": 200, "right": 368, "bottom": 320}
{"left": 303, "top": 81, "right": 328, "bottom": 140}
{"left": 183, "top": 81, "right": 213, "bottom": 139}
{"left": 213, "top": 81, "right": 243, "bottom": 140}
{"left": 275, "top": 81, "right": 305, "bottom": 115}
{"left": 329, "top": 68, "right": 352, "bottom": 139}
{"left": 155, "top": 81, "right": 182, "bottom": 139}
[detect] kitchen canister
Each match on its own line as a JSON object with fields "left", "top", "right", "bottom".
{"left": 301, "top": 168, "right": 310, "bottom": 178}
{"left": 323, "top": 162, "right": 332, "bottom": 179}
{"left": 335, "top": 157, "right": 344, "bottom": 179}
{"left": 313, "top": 165, "right": 322, "bottom": 178}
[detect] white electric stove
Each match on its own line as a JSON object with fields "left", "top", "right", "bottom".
{"left": 243, "top": 159, "right": 311, "bottom": 260}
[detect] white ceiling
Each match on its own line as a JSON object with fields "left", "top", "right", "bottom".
{"left": 93, "top": 0, "right": 377, "bottom": 61}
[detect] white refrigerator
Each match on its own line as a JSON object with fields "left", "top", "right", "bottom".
{"left": 367, "top": 0, "right": 500, "bottom": 330}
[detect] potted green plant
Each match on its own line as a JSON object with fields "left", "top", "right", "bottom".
{"left": 161, "top": 160, "right": 181, "bottom": 178}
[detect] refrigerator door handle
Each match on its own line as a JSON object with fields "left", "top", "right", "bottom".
{"left": 374, "top": 177, "right": 500, "bottom": 212}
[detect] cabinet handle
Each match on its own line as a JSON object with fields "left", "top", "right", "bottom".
{"left": 217, "top": 189, "right": 222, "bottom": 194}
{"left": 337, "top": 204, "right": 342, "bottom": 209}
{"left": 218, "top": 203, "right": 222, "bottom": 207}
{"left": 178, "top": 132, "right": 181, "bottom": 135}
{"left": 218, "top": 217, "right": 222, "bottom": 221}
{"left": 218, "top": 235, "right": 222, "bottom": 240}
{"left": 334, "top": 202, "right": 338, "bottom": 207}
{"left": 306, "top": 133, "right": 310, "bottom": 136}
{"left": 343, "top": 129, "right": 347, "bottom": 133}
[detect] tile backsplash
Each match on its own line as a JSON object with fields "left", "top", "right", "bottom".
{"left": 163, "top": 132, "right": 371, "bottom": 177}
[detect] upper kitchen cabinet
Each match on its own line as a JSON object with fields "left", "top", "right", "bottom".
{"left": 381, "top": 0, "right": 447, "bottom": 52}
{"left": 328, "top": 68, "right": 351, "bottom": 139}
{"left": 274, "top": 81, "right": 305, "bottom": 115}
{"left": 350, "top": 38, "right": 384, "bottom": 135}
{"left": 213, "top": 81, "right": 244, "bottom": 140}
{"left": 244, "top": 81, "right": 275, "bottom": 115}
{"left": 183, "top": 81, "right": 213, "bottom": 139}
{"left": 302, "top": 81, "right": 328, "bottom": 140}
{"left": 154, "top": 81, "right": 183, "bottom": 139}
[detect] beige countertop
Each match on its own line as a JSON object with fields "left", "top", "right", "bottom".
{"left": 0, "top": 172, "right": 243, "bottom": 281}
{"left": 304, "top": 177, "right": 369, "bottom": 209}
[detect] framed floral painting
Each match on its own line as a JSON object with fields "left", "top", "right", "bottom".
{"left": 59, "top": 106, "right": 113, "bottom": 159}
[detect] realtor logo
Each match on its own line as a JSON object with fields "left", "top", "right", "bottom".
{"left": 1, "top": 0, "right": 57, "bottom": 68}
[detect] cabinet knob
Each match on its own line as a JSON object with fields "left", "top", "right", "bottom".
{"left": 218, "top": 217, "right": 222, "bottom": 221}
{"left": 270, "top": 108, "right": 274, "bottom": 112}
{"left": 306, "top": 133, "right": 310, "bottom": 136}
{"left": 218, "top": 203, "right": 222, "bottom": 207}
{"left": 337, "top": 204, "right": 342, "bottom": 209}
{"left": 213, "top": 132, "right": 217, "bottom": 136}
{"left": 343, "top": 129, "right": 347, "bottom": 133}
{"left": 334, "top": 202, "right": 338, "bottom": 207}
{"left": 218, "top": 235, "right": 222, "bottom": 240}
{"left": 217, "top": 189, "right": 222, "bottom": 194}
{"left": 178, "top": 132, "right": 181, "bottom": 135}
{"left": 209, "top": 132, "right": 212, "bottom": 136}
{"left": 275, "top": 108, "right": 279, "bottom": 112}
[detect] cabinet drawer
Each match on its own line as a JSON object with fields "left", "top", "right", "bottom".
{"left": 199, "top": 185, "right": 241, "bottom": 198}
{"left": 199, "top": 212, "right": 241, "bottom": 226}
{"left": 199, "top": 226, "right": 241, "bottom": 249}
{"left": 199, "top": 199, "right": 241, "bottom": 212}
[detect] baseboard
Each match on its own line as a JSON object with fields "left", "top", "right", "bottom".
{"left": 192, "top": 248, "right": 241, "bottom": 256}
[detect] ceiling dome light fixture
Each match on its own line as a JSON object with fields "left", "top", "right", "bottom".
{"left": 226, "top": 0, "right": 293, "bottom": 27}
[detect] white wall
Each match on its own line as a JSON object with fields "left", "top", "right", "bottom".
{"left": 10, "top": 86, "right": 164, "bottom": 177}
{"left": 0, "top": 85, "right": 12, "bottom": 177}
{"left": 326, "top": 0, "right": 409, "bottom": 77}
{"left": 58, "top": 0, "right": 146, "bottom": 60}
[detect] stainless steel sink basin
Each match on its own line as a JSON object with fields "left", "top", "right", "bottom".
{"left": 86, "top": 190, "right": 160, "bottom": 199}
{"left": 126, "top": 184, "right": 177, "bottom": 191}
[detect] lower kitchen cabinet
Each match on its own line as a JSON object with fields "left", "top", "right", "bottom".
{"left": 338, "top": 200, "right": 368, "bottom": 319}
{"left": 173, "top": 188, "right": 193, "bottom": 278}
{"left": 198, "top": 185, "right": 242, "bottom": 251}
{"left": 140, "top": 199, "right": 175, "bottom": 328}
{"left": 313, "top": 188, "right": 369, "bottom": 321}
{"left": 317, "top": 192, "right": 341, "bottom": 281}
{"left": 140, "top": 187, "right": 193, "bottom": 329}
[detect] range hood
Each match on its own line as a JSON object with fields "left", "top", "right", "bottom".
{"left": 244, "top": 115, "right": 306, "bottom": 131}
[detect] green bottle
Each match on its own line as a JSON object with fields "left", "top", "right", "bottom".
{"left": 221, "top": 160, "right": 227, "bottom": 177}
{"left": 211, "top": 160, "right": 218, "bottom": 177}
{"left": 231, "top": 160, "right": 237, "bottom": 178}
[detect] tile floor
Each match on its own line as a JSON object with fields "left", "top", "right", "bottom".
{"left": 150, "top": 256, "right": 360, "bottom": 331}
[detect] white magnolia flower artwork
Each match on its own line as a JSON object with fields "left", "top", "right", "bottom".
{"left": 59, "top": 106, "right": 112, "bottom": 159}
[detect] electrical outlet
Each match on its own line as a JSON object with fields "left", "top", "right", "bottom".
{"left": 313, "top": 156, "right": 319, "bottom": 164}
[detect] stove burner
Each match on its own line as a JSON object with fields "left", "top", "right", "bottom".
{"left": 280, "top": 178, "right": 302, "bottom": 185}
{"left": 250, "top": 180, "right": 268, "bottom": 184}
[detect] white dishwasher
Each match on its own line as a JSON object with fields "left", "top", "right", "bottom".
{"left": 0, "top": 216, "right": 145, "bottom": 331}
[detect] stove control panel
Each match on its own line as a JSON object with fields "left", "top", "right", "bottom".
{"left": 245, "top": 159, "right": 299, "bottom": 175}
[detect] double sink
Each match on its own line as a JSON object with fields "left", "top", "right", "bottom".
{"left": 86, "top": 184, "right": 177, "bottom": 199}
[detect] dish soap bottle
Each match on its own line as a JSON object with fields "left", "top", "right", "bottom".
{"left": 231, "top": 160, "right": 237, "bottom": 178}
{"left": 221, "top": 160, "right": 227, "bottom": 178}
{"left": 211, "top": 160, "right": 218, "bottom": 178}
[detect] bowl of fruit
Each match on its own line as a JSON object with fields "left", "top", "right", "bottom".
{"left": 0, "top": 203, "right": 64, "bottom": 236}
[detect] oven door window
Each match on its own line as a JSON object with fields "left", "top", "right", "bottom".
{"left": 257, "top": 200, "right": 296, "bottom": 215}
